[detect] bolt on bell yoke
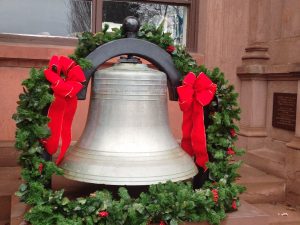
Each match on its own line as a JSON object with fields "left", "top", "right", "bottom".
{"left": 60, "top": 16, "right": 197, "bottom": 185}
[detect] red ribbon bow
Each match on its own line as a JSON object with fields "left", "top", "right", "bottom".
{"left": 43, "top": 55, "right": 86, "bottom": 164}
{"left": 177, "top": 72, "right": 217, "bottom": 170}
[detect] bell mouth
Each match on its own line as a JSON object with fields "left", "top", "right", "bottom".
{"left": 60, "top": 145, "right": 197, "bottom": 185}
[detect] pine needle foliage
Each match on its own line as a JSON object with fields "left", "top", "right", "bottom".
{"left": 13, "top": 24, "right": 245, "bottom": 225}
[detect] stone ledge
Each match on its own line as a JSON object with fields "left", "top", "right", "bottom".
{"left": 287, "top": 137, "right": 300, "bottom": 150}
{"left": 238, "top": 126, "right": 267, "bottom": 137}
{"left": 237, "top": 64, "right": 300, "bottom": 79}
{"left": 243, "top": 148, "right": 286, "bottom": 179}
{"left": 238, "top": 164, "right": 285, "bottom": 204}
{"left": 0, "top": 141, "right": 19, "bottom": 167}
{"left": 0, "top": 42, "right": 74, "bottom": 68}
{"left": 0, "top": 167, "right": 22, "bottom": 197}
{"left": 0, "top": 33, "right": 78, "bottom": 46}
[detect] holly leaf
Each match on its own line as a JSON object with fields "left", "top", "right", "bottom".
{"left": 77, "top": 198, "right": 86, "bottom": 205}
{"left": 132, "top": 203, "right": 144, "bottom": 214}
{"left": 170, "top": 219, "right": 179, "bottom": 225}
{"left": 61, "top": 197, "right": 70, "bottom": 206}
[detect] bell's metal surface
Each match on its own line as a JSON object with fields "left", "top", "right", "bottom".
{"left": 61, "top": 62, "right": 197, "bottom": 185}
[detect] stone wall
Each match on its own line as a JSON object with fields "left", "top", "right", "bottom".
{"left": 197, "top": 0, "right": 250, "bottom": 93}
{"left": 0, "top": 1, "right": 249, "bottom": 222}
{"left": 0, "top": 42, "right": 90, "bottom": 142}
{"left": 236, "top": 0, "right": 300, "bottom": 205}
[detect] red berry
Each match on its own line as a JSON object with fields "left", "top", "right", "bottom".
{"left": 227, "top": 148, "right": 235, "bottom": 155}
{"left": 98, "top": 211, "right": 109, "bottom": 217}
{"left": 232, "top": 200, "right": 237, "bottom": 210}
{"left": 166, "top": 45, "right": 175, "bottom": 53}
{"left": 211, "top": 189, "right": 219, "bottom": 203}
{"left": 230, "top": 129, "right": 236, "bottom": 137}
{"left": 38, "top": 163, "right": 43, "bottom": 174}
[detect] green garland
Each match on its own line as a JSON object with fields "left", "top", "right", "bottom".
{"left": 13, "top": 23, "right": 245, "bottom": 225}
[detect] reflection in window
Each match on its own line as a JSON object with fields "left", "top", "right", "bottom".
{"left": 103, "top": 1, "right": 187, "bottom": 45}
{"left": 0, "top": 0, "right": 91, "bottom": 37}
{"left": 68, "top": 0, "right": 91, "bottom": 35}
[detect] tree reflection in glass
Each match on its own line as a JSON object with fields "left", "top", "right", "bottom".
{"left": 103, "top": 1, "right": 187, "bottom": 45}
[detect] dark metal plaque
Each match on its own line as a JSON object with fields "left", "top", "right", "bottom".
{"left": 272, "top": 93, "right": 297, "bottom": 131}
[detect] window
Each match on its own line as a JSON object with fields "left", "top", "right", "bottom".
{"left": 0, "top": 0, "right": 199, "bottom": 51}
{"left": 102, "top": 1, "right": 188, "bottom": 45}
{"left": 0, "top": 0, "right": 92, "bottom": 37}
{"left": 93, "top": 0, "right": 199, "bottom": 51}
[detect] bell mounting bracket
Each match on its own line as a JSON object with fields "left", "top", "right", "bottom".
{"left": 78, "top": 16, "right": 181, "bottom": 101}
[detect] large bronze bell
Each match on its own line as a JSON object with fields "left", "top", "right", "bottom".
{"left": 61, "top": 61, "right": 197, "bottom": 185}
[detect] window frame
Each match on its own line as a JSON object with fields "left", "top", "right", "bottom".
{"left": 0, "top": 0, "right": 199, "bottom": 51}
{"left": 92, "top": 0, "right": 199, "bottom": 51}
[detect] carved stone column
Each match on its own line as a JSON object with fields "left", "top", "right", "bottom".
{"left": 237, "top": 0, "right": 271, "bottom": 150}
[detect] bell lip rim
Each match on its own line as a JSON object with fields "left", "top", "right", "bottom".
{"left": 62, "top": 170, "right": 198, "bottom": 186}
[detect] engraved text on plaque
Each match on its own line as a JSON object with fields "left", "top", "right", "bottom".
{"left": 272, "top": 93, "right": 297, "bottom": 131}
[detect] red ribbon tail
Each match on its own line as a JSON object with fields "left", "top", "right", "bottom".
{"left": 56, "top": 98, "right": 78, "bottom": 165}
{"left": 180, "top": 106, "right": 194, "bottom": 157}
{"left": 191, "top": 105, "right": 209, "bottom": 170}
{"left": 44, "top": 95, "right": 66, "bottom": 155}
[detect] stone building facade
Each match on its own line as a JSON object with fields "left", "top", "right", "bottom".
{"left": 1, "top": 0, "right": 300, "bottom": 224}
{"left": 237, "top": 0, "right": 300, "bottom": 205}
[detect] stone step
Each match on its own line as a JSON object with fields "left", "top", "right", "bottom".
{"left": 265, "top": 138, "right": 289, "bottom": 153}
{"left": 0, "top": 166, "right": 22, "bottom": 225}
{"left": 0, "top": 167, "right": 22, "bottom": 196}
{"left": 243, "top": 148, "right": 285, "bottom": 178}
{"left": 254, "top": 203, "right": 300, "bottom": 225}
{"left": 238, "top": 164, "right": 286, "bottom": 204}
{"left": 0, "top": 196, "right": 10, "bottom": 225}
{"left": 0, "top": 141, "right": 19, "bottom": 167}
{"left": 10, "top": 195, "right": 29, "bottom": 225}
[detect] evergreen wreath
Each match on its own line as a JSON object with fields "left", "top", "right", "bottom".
{"left": 13, "top": 23, "right": 245, "bottom": 225}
